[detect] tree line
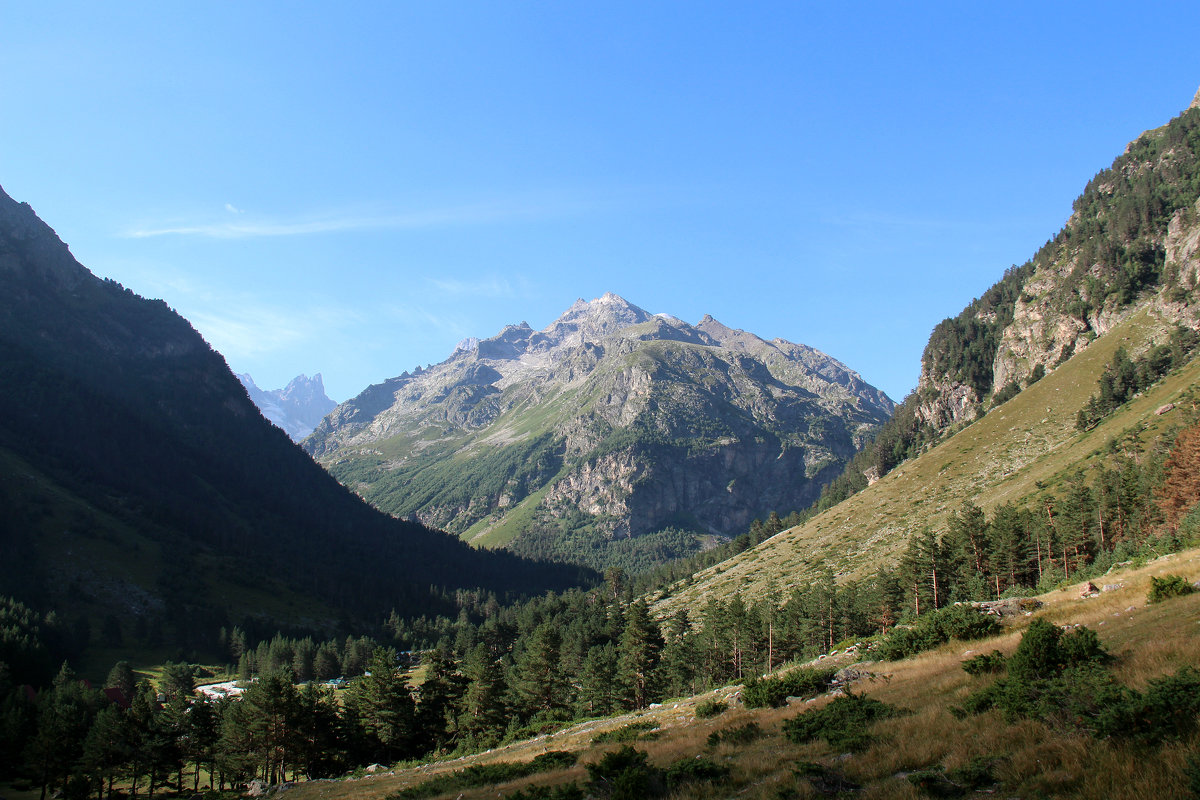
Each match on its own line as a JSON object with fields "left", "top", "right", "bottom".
{"left": 3, "top": 408, "right": 1199, "bottom": 796}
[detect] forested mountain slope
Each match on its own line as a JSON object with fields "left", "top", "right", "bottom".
{"left": 658, "top": 92, "right": 1200, "bottom": 615}
{"left": 305, "top": 294, "right": 893, "bottom": 573}
{"left": 0, "top": 185, "right": 590, "bottom": 653}
{"left": 918, "top": 91, "right": 1200, "bottom": 431}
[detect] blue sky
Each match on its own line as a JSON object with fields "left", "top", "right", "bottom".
{"left": 3, "top": 3, "right": 1199, "bottom": 402}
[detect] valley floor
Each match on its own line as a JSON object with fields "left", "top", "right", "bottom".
{"left": 281, "top": 548, "right": 1200, "bottom": 800}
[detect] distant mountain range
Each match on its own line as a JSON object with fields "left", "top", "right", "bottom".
{"left": 0, "top": 185, "right": 590, "bottom": 652}
{"left": 238, "top": 372, "right": 336, "bottom": 441}
{"left": 306, "top": 292, "right": 894, "bottom": 571}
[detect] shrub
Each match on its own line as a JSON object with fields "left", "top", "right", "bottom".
{"left": 1123, "top": 666, "right": 1200, "bottom": 743}
{"left": 742, "top": 667, "right": 836, "bottom": 708}
{"left": 1184, "top": 753, "right": 1200, "bottom": 798}
{"left": 1148, "top": 574, "right": 1197, "bottom": 603}
{"left": 992, "top": 380, "right": 1021, "bottom": 407}
{"left": 961, "top": 619, "right": 1200, "bottom": 743}
{"left": 1005, "top": 620, "right": 1109, "bottom": 683}
{"left": 664, "top": 756, "right": 730, "bottom": 790}
{"left": 592, "top": 720, "right": 659, "bottom": 744}
{"left": 781, "top": 692, "right": 905, "bottom": 752}
{"left": 961, "top": 650, "right": 1006, "bottom": 675}
{"left": 946, "top": 756, "right": 999, "bottom": 789}
{"left": 391, "top": 751, "right": 578, "bottom": 799}
{"left": 505, "top": 785, "right": 586, "bottom": 800}
{"left": 694, "top": 698, "right": 728, "bottom": 719}
{"left": 905, "top": 765, "right": 964, "bottom": 797}
{"left": 706, "top": 721, "right": 763, "bottom": 747}
{"left": 531, "top": 751, "right": 579, "bottom": 771}
{"left": 586, "top": 746, "right": 663, "bottom": 799}
{"left": 878, "top": 604, "right": 1001, "bottom": 661}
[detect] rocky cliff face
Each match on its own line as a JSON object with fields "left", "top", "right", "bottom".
{"left": 305, "top": 293, "right": 894, "bottom": 569}
{"left": 238, "top": 372, "right": 337, "bottom": 441}
{"left": 915, "top": 93, "right": 1200, "bottom": 433}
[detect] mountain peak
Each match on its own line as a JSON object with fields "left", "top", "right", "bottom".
{"left": 241, "top": 372, "right": 337, "bottom": 441}
{"left": 543, "top": 293, "right": 652, "bottom": 346}
{"left": 1191, "top": 84, "right": 1200, "bottom": 111}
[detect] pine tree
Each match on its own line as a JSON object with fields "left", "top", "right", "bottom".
{"left": 239, "top": 669, "right": 300, "bottom": 784}
{"left": 658, "top": 611, "right": 699, "bottom": 697}
{"left": 104, "top": 661, "right": 136, "bottom": 701}
{"left": 509, "top": 622, "right": 567, "bottom": 719}
{"left": 577, "top": 642, "right": 621, "bottom": 717}
{"left": 347, "top": 647, "right": 415, "bottom": 764}
{"left": 293, "top": 683, "right": 344, "bottom": 779}
{"left": 81, "top": 704, "right": 133, "bottom": 799}
{"left": 415, "top": 648, "right": 463, "bottom": 754}
{"left": 1056, "top": 471, "right": 1095, "bottom": 578}
{"left": 185, "top": 698, "right": 219, "bottom": 791}
{"left": 988, "top": 504, "right": 1031, "bottom": 593}
{"left": 455, "top": 643, "right": 507, "bottom": 748}
{"left": 616, "top": 601, "right": 662, "bottom": 710}
{"left": 27, "top": 663, "right": 100, "bottom": 800}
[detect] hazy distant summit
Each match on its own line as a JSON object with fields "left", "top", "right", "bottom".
{"left": 306, "top": 293, "right": 893, "bottom": 571}
{"left": 238, "top": 372, "right": 336, "bottom": 441}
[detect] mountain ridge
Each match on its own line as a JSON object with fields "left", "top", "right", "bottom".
{"left": 655, "top": 87, "right": 1200, "bottom": 616}
{"left": 0, "top": 184, "right": 591, "bottom": 649}
{"left": 305, "top": 293, "right": 894, "bottom": 571}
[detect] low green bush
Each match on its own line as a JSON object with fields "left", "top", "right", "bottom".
{"left": 391, "top": 751, "right": 578, "bottom": 799}
{"left": 586, "top": 746, "right": 663, "bottom": 800}
{"left": 706, "top": 721, "right": 763, "bottom": 747}
{"left": 694, "top": 698, "right": 728, "bottom": 719}
{"left": 1148, "top": 574, "right": 1197, "bottom": 603}
{"left": 962, "top": 618, "right": 1200, "bottom": 743}
{"left": 531, "top": 750, "right": 580, "bottom": 771}
{"left": 781, "top": 692, "right": 905, "bottom": 752}
{"left": 591, "top": 720, "right": 659, "bottom": 744}
{"left": 664, "top": 756, "right": 730, "bottom": 790}
{"left": 905, "top": 765, "right": 963, "bottom": 797}
{"left": 742, "top": 666, "right": 836, "bottom": 708}
{"left": 946, "top": 756, "right": 999, "bottom": 790}
{"left": 961, "top": 650, "right": 1006, "bottom": 675}
{"left": 504, "top": 784, "right": 585, "bottom": 800}
{"left": 878, "top": 605, "right": 1001, "bottom": 661}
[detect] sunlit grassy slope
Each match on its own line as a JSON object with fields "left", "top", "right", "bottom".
{"left": 284, "top": 549, "right": 1200, "bottom": 800}
{"left": 653, "top": 307, "right": 1200, "bottom": 615}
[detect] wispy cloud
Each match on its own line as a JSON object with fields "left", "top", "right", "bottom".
{"left": 426, "top": 276, "right": 519, "bottom": 298}
{"left": 224, "top": 203, "right": 244, "bottom": 214}
{"left": 186, "top": 302, "right": 364, "bottom": 359}
{"left": 123, "top": 199, "right": 572, "bottom": 240}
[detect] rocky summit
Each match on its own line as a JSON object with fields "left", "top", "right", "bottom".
{"left": 239, "top": 372, "right": 337, "bottom": 441}
{"left": 305, "top": 293, "right": 894, "bottom": 570}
